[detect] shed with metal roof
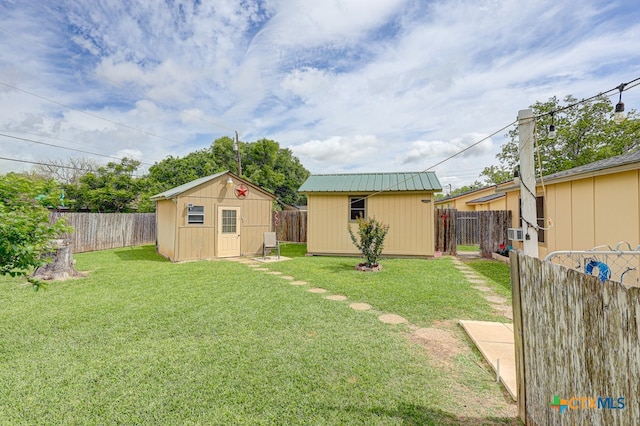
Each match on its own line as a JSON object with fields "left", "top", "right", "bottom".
{"left": 150, "top": 171, "right": 275, "bottom": 261}
{"left": 299, "top": 172, "right": 442, "bottom": 257}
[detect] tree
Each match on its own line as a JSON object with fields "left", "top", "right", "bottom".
{"left": 0, "top": 173, "right": 71, "bottom": 286}
{"left": 144, "top": 137, "right": 310, "bottom": 207}
{"left": 31, "top": 157, "right": 100, "bottom": 185}
{"left": 65, "top": 158, "right": 144, "bottom": 212}
{"left": 481, "top": 95, "right": 640, "bottom": 182}
{"left": 348, "top": 217, "right": 390, "bottom": 268}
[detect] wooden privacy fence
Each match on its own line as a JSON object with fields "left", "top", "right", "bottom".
{"left": 50, "top": 212, "right": 156, "bottom": 253}
{"left": 434, "top": 208, "right": 457, "bottom": 254}
{"left": 479, "top": 210, "right": 511, "bottom": 258}
{"left": 273, "top": 210, "right": 307, "bottom": 242}
{"left": 434, "top": 209, "right": 511, "bottom": 257}
{"left": 511, "top": 251, "right": 640, "bottom": 425}
{"left": 456, "top": 211, "right": 480, "bottom": 245}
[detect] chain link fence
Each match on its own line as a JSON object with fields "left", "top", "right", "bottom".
{"left": 545, "top": 242, "right": 640, "bottom": 287}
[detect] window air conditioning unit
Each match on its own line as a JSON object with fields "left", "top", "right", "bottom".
{"left": 508, "top": 228, "right": 524, "bottom": 241}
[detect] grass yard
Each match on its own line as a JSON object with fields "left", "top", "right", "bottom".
{"left": 0, "top": 246, "right": 517, "bottom": 425}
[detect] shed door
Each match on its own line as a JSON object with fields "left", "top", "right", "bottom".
{"left": 217, "top": 206, "right": 241, "bottom": 257}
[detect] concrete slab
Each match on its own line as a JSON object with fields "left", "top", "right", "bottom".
{"left": 459, "top": 320, "right": 517, "bottom": 401}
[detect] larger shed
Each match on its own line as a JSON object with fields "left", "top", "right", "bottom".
{"left": 150, "top": 171, "right": 275, "bottom": 261}
{"left": 299, "top": 172, "right": 442, "bottom": 257}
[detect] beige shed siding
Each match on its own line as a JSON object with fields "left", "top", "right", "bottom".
{"left": 156, "top": 199, "right": 177, "bottom": 259}
{"left": 156, "top": 174, "right": 274, "bottom": 262}
{"left": 307, "top": 192, "right": 434, "bottom": 256}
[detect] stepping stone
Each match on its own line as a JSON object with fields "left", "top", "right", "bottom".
{"left": 247, "top": 264, "right": 261, "bottom": 268}
{"left": 485, "top": 295, "right": 508, "bottom": 304}
{"left": 308, "top": 288, "right": 327, "bottom": 294}
{"left": 326, "top": 295, "right": 348, "bottom": 301}
{"left": 349, "top": 302, "right": 372, "bottom": 311}
{"left": 379, "top": 314, "right": 409, "bottom": 325}
{"left": 279, "top": 275, "right": 295, "bottom": 280}
{"left": 473, "top": 285, "right": 492, "bottom": 292}
{"left": 253, "top": 268, "right": 269, "bottom": 271}
{"left": 468, "top": 279, "right": 486, "bottom": 284}
{"left": 290, "top": 281, "right": 307, "bottom": 286}
{"left": 266, "top": 271, "right": 282, "bottom": 275}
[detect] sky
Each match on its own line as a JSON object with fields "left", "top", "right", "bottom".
{"left": 1, "top": 0, "right": 639, "bottom": 190}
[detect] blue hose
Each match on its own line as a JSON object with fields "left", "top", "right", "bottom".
{"left": 585, "top": 260, "right": 611, "bottom": 282}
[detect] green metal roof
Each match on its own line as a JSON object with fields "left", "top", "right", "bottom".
{"left": 298, "top": 172, "right": 442, "bottom": 193}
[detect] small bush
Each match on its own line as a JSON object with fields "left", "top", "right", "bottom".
{"left": 348, "top": 217, "right": 389, "bottom": 267}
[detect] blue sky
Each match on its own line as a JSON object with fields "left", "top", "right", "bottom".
{"left": 1, "top": 0, "right": 639, "bottom": 189}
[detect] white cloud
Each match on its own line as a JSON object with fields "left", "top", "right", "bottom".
{"left": 0, "top": 0, "right": 639, "bottom": 187}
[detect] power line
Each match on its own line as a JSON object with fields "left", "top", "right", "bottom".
{"left": 0, "top": 81, "right": 186, "bottom": 145}
{"left": 0, "top": 155, "right": 94, "bottom": 171}
{"left": 0, "top": 132, "right": 154, "bottom": 166}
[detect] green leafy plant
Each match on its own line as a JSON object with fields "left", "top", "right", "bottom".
{"left": 348, "top": 216, "right": 389, "bottom": 267}
{"left": 0, "top": 173, "right": 71, "bottom": 286}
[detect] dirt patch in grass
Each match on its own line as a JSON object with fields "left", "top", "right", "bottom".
{"left": 409, "top": 321, "right": 469, "bottom": 367}
{"left": 407, "top": 321, "right": 518, "bottom": 421}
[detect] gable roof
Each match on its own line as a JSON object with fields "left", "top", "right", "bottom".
{"left": 298, "top": 172, "right": 441, "bottom": 193}
{"left": 466, "top": 193, "right": 505, "bottom": 205}
{"left": 543, "top": 149, "right": 640, "bottom": 183}
{"left": 150, "top": 171, "right": 275, "bottom": 201}
{"left": 435, "top": 185, "right": 497, "bottom": 204}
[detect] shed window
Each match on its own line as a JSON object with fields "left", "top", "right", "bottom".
{"left": 187, "top": 205, "right": 205, "bottom": 224}
{"left": 349, "top": 196, "right": 366, "bottom": 221}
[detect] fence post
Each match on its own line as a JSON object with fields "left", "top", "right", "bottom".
{"left": 510, "top": 250, "right": 526, "bottom": 421}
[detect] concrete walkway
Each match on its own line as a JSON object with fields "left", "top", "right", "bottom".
{"left": 459, "top": 320, "right": 516, "bottom": 401}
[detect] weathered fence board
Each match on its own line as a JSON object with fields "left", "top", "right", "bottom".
{"left": 273, "top": 210, "right": 307, "bottom": 242}
{"left": 512, "top": 251, "right": 640, "bottom": 424}
{"left": 434, "top": 208, "right": 457, "bottom": 255}
{"left": 479, "top": 210, "right": 512, "bottom": 258}
{"left": 50, "top": 212, "right": 156, "bottom": 253}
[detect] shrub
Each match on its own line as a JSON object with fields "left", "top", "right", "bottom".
{"left": 348, "top": 217, "right": 389, "bottom": 267}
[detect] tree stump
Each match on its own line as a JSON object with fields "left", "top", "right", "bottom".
{"left": 31, "top": 239, "right": 84, "bottom": 281}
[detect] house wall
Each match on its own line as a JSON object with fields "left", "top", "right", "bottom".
{"left": 469, "top": 197, "right": 507, "bottom": 211}
{"left": 156, "top": 199, "right": 177, "bottom": 260}
{"left": 506, "top": 169, "right": 640, "bottom": 258}
{"left": 157, "top": 175, "right": 274, "bottom": 262}
{"left": 435, "top": 186, "right": 503, "bottom": 212}
{"left": 307, "top": 192, "right": 435, "bottom": 256}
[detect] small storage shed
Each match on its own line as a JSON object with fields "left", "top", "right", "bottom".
{"left": 299, "top": 172, "right": 442, "bottom": 257}
{"left": 150, "top": 171, "right": 275, "bottom": 261}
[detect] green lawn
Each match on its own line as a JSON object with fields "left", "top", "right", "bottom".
{"left": 264, "top": 255, "right": 510, "bottom": 327}
{"left": 0, "top": 246, "right": 516, "bottom": 425}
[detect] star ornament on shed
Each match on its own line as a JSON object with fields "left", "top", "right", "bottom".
{"left": 235, "top": 184, "right": 249, "bottom": 199}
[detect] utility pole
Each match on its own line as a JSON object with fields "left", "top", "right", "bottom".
{"left": 518, "top": 109, "right": 539, "bottom": 257}
{"left": 234, "top": 131, "right": 242, "bottom": 176}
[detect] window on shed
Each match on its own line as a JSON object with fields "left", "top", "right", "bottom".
{"left": 349, "top": 196, "right": 366, "bottom": 221}
{"left": 187, "top": 205, "right": 205, "bottom": 224}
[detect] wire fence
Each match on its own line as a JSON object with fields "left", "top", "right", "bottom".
{"left": 544, "top": 242, "right": 640, "bottom": 287}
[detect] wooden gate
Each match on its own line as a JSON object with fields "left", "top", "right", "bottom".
{"left": 435, "top": 209, "right": 511, "bottom": 257}
{"left": 456, "top": 212, "right": 480, "bottom": 245}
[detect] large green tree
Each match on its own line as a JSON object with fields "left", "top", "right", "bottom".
{"left": 0, "top": 173, "right": 70, "bottom": 278}
{"left": 145, "top": 137, "right": 310, "bottom": 206}
{"left": 481, "top": 95, "right": 640, "bottom": 183}
{"left": 65, "top": 158, "right": 145, "bottom": 212}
